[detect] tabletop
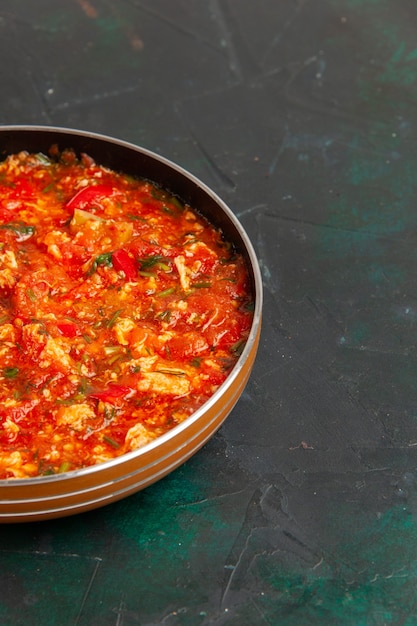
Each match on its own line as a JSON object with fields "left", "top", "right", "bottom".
{"left": 1, "top": 1, "right": 417, "bottom": 624}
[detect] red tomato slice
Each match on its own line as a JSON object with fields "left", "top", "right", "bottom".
{"left": 65, "top": 184, "right": 114, "bottom": 210}
{"left": 112, "top": 249, "right": 137, "bottom": 281}
{"left": 56, "top": 322, "right": 79, "bottom": 338}
{"left": 89, "top": 385, "right": 133, "bottom": 403}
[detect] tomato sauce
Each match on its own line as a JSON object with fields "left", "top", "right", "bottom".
{"left": 0, "top": 149, "right": 253, "bottom": 478}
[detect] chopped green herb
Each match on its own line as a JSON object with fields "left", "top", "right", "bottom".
{"left": 230, "top": 339, "right": 246, "bottom": 357}
{"left": 35, "top": 152, "right": 52, "bottom": 165}
{"left": 168, "top": 195, "right": 185, "bottom": 211}
{"left": 108, "top": 354, "right": 123, "bottom": 365}
{"left": 0, "top": 221, "right": 36, "bottom": 241}
{"left": 87, "top": 252, "right": 113, "bottom": 275}
{"left": 41, "top": 182, "right": 55, "bottom": 193}
{"left": 104, "top": 345, "right": 125, "bottom": 365}
{"left": 157, "top": 309, "right": 171, "bottom": 322}
{"left": 78, "top": 377, "right": 90, "bottom": 396}
{"left": 106, "top": 308, "right": 124, "bottom": 328}
{"left": 139, "top": 255, "right": 165, "bottom": 270}
{"left": 26, "top": 288, "right": 37, "bottom": 302}
{"left": 192, "top": 282, "right": 212, "bottom": 289}
{"left": 103, "top": 345, "right": 122, "bottom": 355}
{"left": 72, "top": 393, "right": 86, "bottom": 402}
{"left": 183, "top": 237, "right": 200, "bottom": 246}
{"left": 103, "top": 435, "right": 120, "bottom": 449}
{"left": 158, "top": 287, "right": 175, "bottom": 298}
{"left": 103, "top": 406, "right": 117, "bottom": 422}
{"left": 3, "top": 367, "right": 19, "bottom": 379}
{"left": 58, "top": 462, "right": 71, "bottom": 473}
{"left": 40, "top": 375, "right": 57, "bottom": 391}
{"left": 220, "top": 254, "right": 236, "bottom": 265}
{"left": 56, "top": 398, "right": 76, "bottom": 406}
{"left": 30, "top": 318, "right": 49, "bottom": 336}
{"left": 126, "top": 213, "right": 147, "bottom": 222}
{"left": 156, "top": 368, "right": 186, "bottom": 376}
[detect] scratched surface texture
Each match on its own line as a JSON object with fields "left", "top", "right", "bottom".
{"left": 1, "top": 0, "right": 417, "bottom": 624}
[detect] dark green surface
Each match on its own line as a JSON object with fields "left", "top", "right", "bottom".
{"left": 1, "top": 0, "right": 417, "bottom": 623}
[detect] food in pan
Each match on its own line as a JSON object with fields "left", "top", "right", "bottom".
{"left": 0, "top": 148, "right": 253, "bottom": 478}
